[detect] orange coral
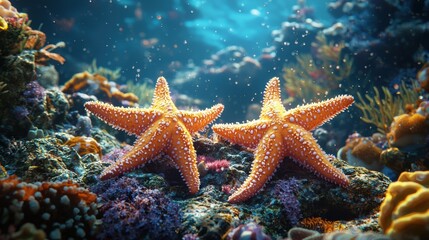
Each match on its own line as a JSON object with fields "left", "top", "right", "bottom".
{"left": 338, "top": 136, "right": 383, "bottom": 171}
{"left": 0, "top": 175, "right": 98, "bottom": 239}
{"left": 62, "top": 71, "right": 139, "bottom": 105}
{"left": 379, "top": 171, "right": 429, "bottom": 240}
{"left": 387, "top": 113, "right": 429, "bottom": 149}
{"left": 299, "top": 217, "right": 344, "bottom": 233}
{"left": 64, "top": 136, "right": 102, "bottom": 158}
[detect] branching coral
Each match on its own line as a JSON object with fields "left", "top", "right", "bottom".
{"left": 355, "top": 80, "right": 420, "bottom": 134}
{"left": 62, "top": 71, "right": 139, "bottom": 105}
{"left": 379, "top": 171, "right": 429, "bottom": 240}
{"left": 283, "top": 34, "right": 353, "bottom": 103}
{"left": 0, "top": 175, "right": 99, "bottom": 239}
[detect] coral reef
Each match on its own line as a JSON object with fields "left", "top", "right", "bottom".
{"left": 282, "top": 34, "right": 354, "bottom": 104}
{"left": 387, "top": 112, "right": 429, "bottom": 151}
{"left": 338, "top": 134, "right": 384, "bottom": 171}
{"left": 91, "top": 177, "right": 182, "bottom": 239}
{"left": 0, "top": 135, "right": 105, "bottom": 185}
{"left": 379, "top": 171, "right": 429, "bottom": 240}
{"left": 64, "top": 136, "right": 102, "bottom": 159}
{"left": 62, "top": 71, "right": 139, "bottom": 108}
{"left": 0, "top": 175, "right": 99, "bottom": 239}
{"left": 355, "top": 81, "right": 420, "bottom": 134}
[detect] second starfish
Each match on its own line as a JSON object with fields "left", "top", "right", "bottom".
{"left": 212, "top": 77, "right": 354, "bottom": 203}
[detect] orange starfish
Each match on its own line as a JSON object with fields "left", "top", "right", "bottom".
{"left": 85, "top": 77, "right": 224, "bottom": 194}
{"left": 212, "top": 77, "right": 353, "bottom": 203}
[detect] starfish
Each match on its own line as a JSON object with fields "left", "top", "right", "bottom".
{"left": 212, "top": 77, "right": 353, "bottom": 203}
{"left": 84, "top": 77, "right": 224, "bottom": 194}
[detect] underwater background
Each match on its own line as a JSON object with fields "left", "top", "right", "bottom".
{"left": 1, "top": 0, "right": 429, "bottom": 239}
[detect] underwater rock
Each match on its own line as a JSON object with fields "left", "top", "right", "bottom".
{"left": 36, "top": 65, "right": 59, "bottom": 89}
{"left": 181, "top": 193, "right": 240, "bottom": 239}
{"left": 189, "top": 138, "right": 391, "bottom": 238}
{"left": 0, "top": 135, "right": 104, "bottom": 185}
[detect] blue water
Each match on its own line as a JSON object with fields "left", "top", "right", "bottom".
{"left": 14, "top": 0, "right": 332, "bottom": 83}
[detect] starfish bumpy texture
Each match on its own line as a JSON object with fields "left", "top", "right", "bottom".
{"left": 212, "top": 77, "right": 354, "bottom": 203}
{"left": 85, "top": 77, "right": 224, "bottom": 194}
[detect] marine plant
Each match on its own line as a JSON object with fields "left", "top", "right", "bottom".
{"left": 283, "top": 33, "right": 353, "bottom": 104}
{"left": 355, "top": 80, "right": 420, "bottom": 134}
{"left": 85, "top": 59, "right": 121, "bottom": 81}
{"left": 125, "top": 80, "right": 154, "bottom": 106}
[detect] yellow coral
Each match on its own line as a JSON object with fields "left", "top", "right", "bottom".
{"left": 0, "top": 16, "right": 7, "bottom": 30}
{"left": 379, "top": 171, "right": 429, "bottom": 240}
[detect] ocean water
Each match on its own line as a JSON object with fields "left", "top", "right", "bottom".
{"left": 2, "top": 0, "right": 429, "bottom": 239}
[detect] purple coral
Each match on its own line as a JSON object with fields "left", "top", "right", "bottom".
{"left": 274, "top": 178, "right": 302, "bottom": 226}
{"left": 90, "top": 177, "right": 182, "bottom": 239}
{"left": 23, "top": 81, "right": 46, "bottom": 106}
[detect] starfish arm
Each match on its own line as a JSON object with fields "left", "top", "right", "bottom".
{"left": 99, "top": 120, "right": 169, "bottom": 180}
{"left": 178, "top": 104, "right": 224, "bottom": 134}
{"left": 260, "top": 77, "right": 284, "bottom": 118}
{"left": 165, "top": 122, "right": 200, "bottom": 194}
{"left": 284, "top": 95, "right": 354, "bottom": 131}
{"left": 212, "top": 120, "right": 271, "bottom": 149}
{"left": 282, "top": 124, "right": 349, "bottom": 187}
{"left": 151, "top": 77, "right": 177, "bottom": 111}
{"left": 228, "top": 129, "right": 285, "bottom": 203}
{"left": 85, "top": 101, "right": 162, "bottom": 136}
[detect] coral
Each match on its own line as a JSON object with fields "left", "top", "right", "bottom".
{"left": 0, "top": 135, "right": 105, "bottom": 184}
{"left": 338, "top": 136, "right": 383, "bottom": 171}
{"left": 273, "top": 178, "right": 302, "bottom": 225}
{"left": 64, "top": 136, "right": 102, "bottom": 159}
{"left": 379, "top": 171, "right": 429, "bottom": 240}
{"left": 386, "top": 112, "right": 429, "bottom": 151}
{"left": 126, "top": 80, "right": 154, "bottom": 106}
{"left": 282, "top": 34, "right": 353, "bottom": 104}
{"left": 355, "top": 80, "right": 420, "bottom": 134}
{"left": 0, "top": 15, "right": 7, "bottom": 30}
{"left": 35, "top": 41, "right": 66, "bottom": 65}
{"left": 298, "top": 217, "right": 344, "bottom": 233}
{"left": 227, "top": 222, "right": 271, "bottom": 240}
{"left": 417, "top": 63, "right": 429, "bottom": 92}
{"left": 197, "top": 155, "right": 230, "bottom": 173}
{"left": 0, "top": 175, "right": 98, "bottom": 239}
{"left": 85, "top": 59, "right": 121, "bottom": 81}
{"left": 0, "top": 0, "right": 21, "bottom": 18}
{"left": 90, "top": 177, "right": 182, "bottom": 239}
{"left": 62, "top": 71, "right": 139, "bottom": 106}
